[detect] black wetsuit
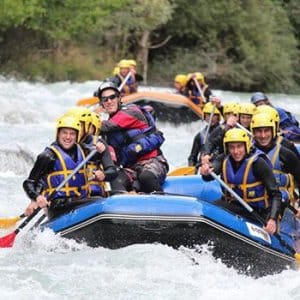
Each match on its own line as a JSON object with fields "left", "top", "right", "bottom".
{"left": 188, "top": 123, "right": 221, "bottom": 166}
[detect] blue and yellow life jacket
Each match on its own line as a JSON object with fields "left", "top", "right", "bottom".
{"left": 267, "top": 142, "right": 294, "bottom": 204}
{"left": 42, "top": 144, "right": 89, "bottom": 200}
{"left": 222, "top": 151, "right": 269, "bottom": 210}
{"left": 107, "top": 105, "right": 164, "bottom": 167}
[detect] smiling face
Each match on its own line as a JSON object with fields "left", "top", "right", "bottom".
{"left": 253, "top": 127, "right": 273, "bottom": 147}
{"left": 227, "top": 142, "right": 246, "bottom": 162}
{"left": 57, "top": 128, "right": 77, "bottom": 150}
{"left": 239, "top": 114, "right": 252, "bottom": 128}
{"left": 100, "top": 89, "right": 120, "bottom": 115}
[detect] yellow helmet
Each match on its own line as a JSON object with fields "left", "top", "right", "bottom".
{"left": 223, "top": 102, "right": 239, "bottom": 115}
{"left": 174, "top": 74, "right": 187, "bottom": 87}
{"left": 251, "top": 112, "right": 277, "bottom": 137}
{"left": 223, "top": 128, "right": 251, "bottom": 154}
{"left": 238, "top": 103, "right": 256, "bottom": 116}
{"left": 112, "top": 66, "right": 120, "bottom": 75}
{"left": 65, "top": 107, "right": 92, "bottom": 134}
{"left": 90, "top": 112, "right": 102, "bottom": 135}
{"left": 202, "top": 102, "right": 221, "bottom": 116}
{"left": 194, "top": 72, "right": 205, "bottom": 83}
{"left": 127, "top": 59, "right": 137, "bottom": 67}
{"left": 255, "top": 105, "right": 279, "bottom": 129}
{"left": 186, "top": 72, "right": 205, "bottom": 84}
{"left": 118, "top": 59, "right": 130, "bottom": 69}
{"left": 56, "top": 115, "right": 81, "bottom": 142}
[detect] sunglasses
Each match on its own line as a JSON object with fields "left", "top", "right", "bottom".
{"left": 100, "top": 94, "right": 118, "bottom": 103}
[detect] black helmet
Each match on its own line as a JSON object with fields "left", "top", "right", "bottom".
{"left": 97, "top": 79, "right": 120, "bottom": 100}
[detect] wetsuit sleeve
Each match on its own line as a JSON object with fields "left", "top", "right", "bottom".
{"left": 188, "top": 133, "right": 202, "bottom": 166}
{"left": 253, "top": 157, "right": 282, "bottom": 220}
{"left": 202, "top": 126, "right": 225, "bottom": 156}
{"left": 23, "top": 149, "right": 56, "bottom": 201}
{"left": 201, "top": 154, "right": 225, "bottom": 181}
{"left": 281, "top": 138, "right": 300, "bottom": 160}
{"left": 279, "top": 146, "right": 300, "bottom": 187}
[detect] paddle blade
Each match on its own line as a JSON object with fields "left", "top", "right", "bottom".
{"left": 0, "top": 215, "right": 22, "bottom": 229}
{"left": 168, "top": 166, "right": 196, "bottom": 176}
{"left": 76, "top": 97, "right": 98, "bottom": 106}
{"left": 294, "top": 253, "right": 300, "bottom": 265}
{"left": 0, "top": 232, "right": 17, "bottom": 248}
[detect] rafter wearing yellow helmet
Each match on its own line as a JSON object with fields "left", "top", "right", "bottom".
{"left": 113, "top": 59, "right": 137, "bottom": 96}
{"left": 185, "top": 72, "right": 212, "bottom": 106}
{"left": 238, "top": 103, "right": 256, "bottom": 130}
{"left": 174, "top": 74, "right": 188, "bottom": 96}
{"left": 65, "top": 107, "right": 92, "bottom": 141}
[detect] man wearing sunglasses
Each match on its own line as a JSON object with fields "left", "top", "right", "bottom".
{"left": 96, "top": 80, "right": 169, "bottom": 193}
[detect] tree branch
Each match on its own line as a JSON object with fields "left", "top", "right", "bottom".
{"left": 149, "top": 35, "right": 172, "bottom": 49}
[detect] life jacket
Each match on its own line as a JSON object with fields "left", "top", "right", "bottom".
{"left": 275, "top": 106, "right": 300, "bottom": 141}
{"left": 42, "top": 144, "right": 89, "bottom": 200}
{"left": 84, "top": 135, "right": 107, "bottom": 197}
{"left": 222, "top": 151, "right": 270, "bottom": 210}
{"left": 267, "top": 142, "right": 295, "bottom": 204}
{"left": 107, "top": 105, "right": 165, "bottom": 167}
{"left": 117, "top": 74, "right": 137, "bottom": 95}
{"left": 187, "top": 85, "right": 208, "bottom": 106}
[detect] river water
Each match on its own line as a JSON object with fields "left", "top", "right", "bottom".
{"left": 0, "top": 77, "right": 300, "bottom": 299}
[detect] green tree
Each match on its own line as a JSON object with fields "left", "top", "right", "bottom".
{"left": 154, "top": 0, "right": 298, "bottom": 92}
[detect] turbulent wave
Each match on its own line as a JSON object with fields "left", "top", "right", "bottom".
{"left": 0, "top": 144, "right": 35, "bottom": 175}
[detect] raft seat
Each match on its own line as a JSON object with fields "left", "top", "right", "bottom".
{"left": 162, "top": 175, "right": 223, "bottom": 202}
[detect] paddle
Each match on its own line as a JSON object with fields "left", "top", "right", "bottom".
{"left": 0, "top": 214, "right": 26, "bottom": 229}
{"left": 202, "top": 103, "right": 216, "bottom": 145}
{"left": 210, "top": 171, "right": 297, "bottom": 256}
{"left": 236, "top": 123, "right": 252, "bottom": 136}
{"left": 118, "top": 71, "right": 132, "bottom": 93}
{"left": 168, "top": 166, "right": 196, "bottom": 176}
{"left": 0, "top": 149, "right": 97, "bottom": 248}
{"left": 76, "top": 97, "right": 99, "bottom": 107}
{"left": 193, "top": 78, "right": 205, "bottom": 103}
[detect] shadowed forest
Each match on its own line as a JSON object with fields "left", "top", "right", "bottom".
{"left": 0, "top": 0, "right": 299, "bottom": 93}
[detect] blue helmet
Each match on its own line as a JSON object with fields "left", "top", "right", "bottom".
{"left": 250, "top": 92, "right": 268, "bottom": 104}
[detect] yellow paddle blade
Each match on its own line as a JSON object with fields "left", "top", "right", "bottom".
{"left": 294, "top": 253, "right": 300, "bottom": 265}
{"left": 0, "top": 215, "right": 23, "bottom": 229}
{"left": 168, "top": 166, "right": 196, "bottom": 176}
{"left": 76, "top": 97, "right": 99, "bottom": 106}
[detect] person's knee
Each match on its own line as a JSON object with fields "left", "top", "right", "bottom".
{"left": 138, "top": 170, "right": 162, "bottom": 193}
{"left": 139, "top": 170, "right": 155, "bottom": 183}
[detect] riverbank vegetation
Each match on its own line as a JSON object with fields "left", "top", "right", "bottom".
{"left": 0, "top": 0, "right": 299, "bottom": 93}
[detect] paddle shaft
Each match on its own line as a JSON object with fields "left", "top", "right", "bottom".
{"left": 236, "top": 123, "right": 252, "bottom": 136}
{"left": 193, "top": 78, "right": 205, "bottom": 100}
{"left": 118, "top": 71, "right": 132, "bottom": 92}
{"left": 210, "top": 172, "right": 264, "bottom": 221}
{"left": 203, "top": 104, "right": 216, "bottom": 145}
{"left": 210, "top": 171, "right": 296, "bottom": 255}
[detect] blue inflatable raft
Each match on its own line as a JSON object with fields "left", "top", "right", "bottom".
{"left": 40, "top": 175, "right": 300, "bottom": 277}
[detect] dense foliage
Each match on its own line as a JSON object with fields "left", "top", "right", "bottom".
{"left": 0, "top": 0, "right": 299, "bottom": 92}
